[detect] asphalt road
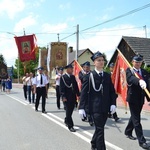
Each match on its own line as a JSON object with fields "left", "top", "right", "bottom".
{"left": 0, "top": 87, "right": 150, "bottom": 150}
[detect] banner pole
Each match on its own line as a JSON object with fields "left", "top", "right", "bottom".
{"left": 117, "top": 48, "right": 150, "bottom": 98}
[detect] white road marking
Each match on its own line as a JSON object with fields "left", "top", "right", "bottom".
{"left": 5, "top": 94, "right": 27, "bottom": 105}
{"left": 46, "top": 112, "right": 123, "bottom": 150}
{"left": 7, "top": 95, "right": 123, "bottom": 150}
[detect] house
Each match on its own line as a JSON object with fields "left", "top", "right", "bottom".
{"left": 109, "top": 36, "right": 150, "bottom": 67}
{"left": 68, "top": 47, "right": 94, "bottom": 69}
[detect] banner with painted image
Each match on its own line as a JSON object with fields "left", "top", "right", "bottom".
{"left": 14, "top": 34, "right": 37, "bottom": 62}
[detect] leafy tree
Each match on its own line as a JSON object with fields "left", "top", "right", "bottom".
{"left": 0, "top": 54, "right": 7, "bottom": 65}
{"left": 13, "top": 47, "right": 40, "bottom": 79}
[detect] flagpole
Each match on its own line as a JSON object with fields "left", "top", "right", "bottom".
{"left": 117, "top": 48, "right": 150, "bottom": 98}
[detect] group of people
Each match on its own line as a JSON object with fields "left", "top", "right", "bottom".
{"left": 21, "top": 51, "right": 150, "bottom": 150}
{"left": 22, "top": 69, "right": 49, "bottom": 113}
{"left": 0, "top": 76, "right": 12, "bottom": 93}
{"left": 54, "top": 51, "right": 150, "bottom": 150}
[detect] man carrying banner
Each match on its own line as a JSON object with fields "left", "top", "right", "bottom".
{"left": 79, "top": 51, "right": 117, "bottom": 150}
{"left": 79, "top": 61, "right": 94, "bottom": 126}
{"left": 124, "top": 54, "right": 150, "bottom": 150}
{"left": 60, "top": 64, "right": 80, "bottom": 132}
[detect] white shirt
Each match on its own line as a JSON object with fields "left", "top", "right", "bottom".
{"left": 95, "top": 68, "right": 104, "bottom": 76}
{"left": 55, "top": 73, "right": 62, "bottom": 86}
{"left": 26, "top": 77, "right": 32, "bottom": 86}
{"left": 33, "top": 74, "right": 48, "bottom": 87}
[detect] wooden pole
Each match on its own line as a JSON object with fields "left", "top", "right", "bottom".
{"left": 117, "top": 48, "right": 150, "bottom": 98}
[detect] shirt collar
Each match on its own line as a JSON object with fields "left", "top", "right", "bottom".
{"left": 95, "top": 68, "right": 103, "bottom": 76}
{"left": 133, "top": 67, "right": 141, "bottom": 72}
{"left": 65, "top": 72, "right": 70, "bottom": 77}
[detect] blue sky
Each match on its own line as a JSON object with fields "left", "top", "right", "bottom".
{"left": 0, "top": 0, "right": 150, "bottom": 66}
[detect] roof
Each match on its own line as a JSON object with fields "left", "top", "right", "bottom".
{"left": 122, "top": 36, "right": 150, "bottom": 65}
{"left": 68, "top": 48, "right": 93, "bottom": 64}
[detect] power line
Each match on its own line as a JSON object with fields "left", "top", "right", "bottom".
{"left": 80, "top": 3, "right": 150, "bottom": 32}
{"left": 60, "top": 32, "right": 76, "bottom": 41}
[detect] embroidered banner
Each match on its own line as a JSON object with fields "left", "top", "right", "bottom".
{"left": 111, "top": 53, "right": 129, "bottom": 107}
{"left": 14, "top": 34, "right": 37, "bottom": 62}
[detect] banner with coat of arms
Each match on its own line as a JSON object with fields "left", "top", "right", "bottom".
{"left": 111, "top": 53, "right": 129, "bottom": 107}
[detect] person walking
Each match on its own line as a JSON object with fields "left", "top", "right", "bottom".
{"left": 79, "top": 51, "right": 117, "bottom": 150}
{"left": 33, "top": 67, "right": 48, "bottom": 113}
{"left": 108, "top": 62, "right": 120, "bottom": 122}
{"left": 6, "top": 76, "right": 12, "bottom": 94}
{"left": 26, "top": 72, "right": 33, "bottom": 104}
{"left": 60, "top": 64, "right": 80, "bottom": 132}
{"left": 22, "top": 73, "right": 29, "bottom": 100}
{"left": 79, "top": 61, "right": 94, "bottom": 126}
{"left": 55, "top": 67, "right": 64, "bottom": 109}
{"left": 124, "top": 54, "right": 150, "bottom": 150}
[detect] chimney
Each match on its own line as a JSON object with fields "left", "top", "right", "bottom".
{"left": 68, "top": 46, "right": 73, "bottom": 53}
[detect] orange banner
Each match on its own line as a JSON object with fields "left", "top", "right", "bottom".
{"left": 73, "top": 60, "right": 82, "bottom": 91}
{"left": 111, "top": 53, "right": 129, "bottom": 107}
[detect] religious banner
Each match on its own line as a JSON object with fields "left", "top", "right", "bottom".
{"left": 73, "top": 60, "right": 82, "bottom": 91}
{"left": 111, "top": 53, "right": 129, "bottom": 107}
{"left": 50, "top": 42, "right": 67, "bottom": 70}
{"left": 14, "top": 34, "right": 37, "bottom": 62}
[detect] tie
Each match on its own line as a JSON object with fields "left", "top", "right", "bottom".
{"left": 40, "top": 74, "right": 43, "bottom": 85}
{"left": 99, "top": 73, "right": 103, "bottom": 83}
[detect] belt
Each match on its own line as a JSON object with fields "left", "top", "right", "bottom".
{"left": 37, "top": 86, "right": 45, "bottom": 88}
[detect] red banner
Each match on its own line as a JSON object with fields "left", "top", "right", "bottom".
{"left": 14, "top": 34, "right": 37, "bottom": 62}
{"left": 111, "top": 54, "right": 129, "bottom": 107}
{"left": 73, "top": 60, "right": 82, "bottom": 91}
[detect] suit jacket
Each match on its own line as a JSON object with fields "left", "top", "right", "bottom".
{"left": 79, "top": 70, "right": 117, "bottom": 114}
{"left": 79, "top": 71, "right": 90, "bottom": 84}
{"left": 126, "top": 68, "right": 150, "bottom": 104}
{"left": 60, "top": 74, "right": 80, "bottom": 103}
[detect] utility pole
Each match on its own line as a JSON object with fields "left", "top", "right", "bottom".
{"left": 76, "top": 24, "right": 79, "bottom": 61}
{"left": 143, "top": 25, "right": 147, "bottom": 38}
{"left": 57, "top": 33, "right": 60, "bottom": 42}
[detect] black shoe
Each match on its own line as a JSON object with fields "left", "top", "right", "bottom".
{"left": 42, "top": 111, "right": 47, "bottom": 114}
{"left": 69, "top": 127, "right": 76, "bottom": 132}
{"left": 89, "top": 121, "right": 94, "bottom": 126}
{"left": 115, "top": 117, "right": 120, "bottom": 122}
{"left": 126, "top": 134, "right": 136, "bottom": 140}
{"left": 91, "top": 146, "right": 97, "bottom": 150}
{"left": 35, "top": 109, "right": 38, "bottom": 112}
{"left": 139, "top": 143, "right": 149, "bottom": 149}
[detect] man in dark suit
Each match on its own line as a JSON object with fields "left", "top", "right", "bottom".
{"left": 79, "top": 61, "right": 94, "bottom": 126}
{"left": 60, "top": 64, "right": 80, "bottom": 132}
{"left": 79, "top": 51, "right": 117, "bottom": 150}
{"left": 124, "top": 55, "right": 150, "bottom": 149}
{"left": 108, "top": 63, "right": 120, "bottom": 122}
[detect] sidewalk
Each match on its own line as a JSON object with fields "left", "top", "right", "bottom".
{"left": 12, "top": 83, "right": 150, "bottom": 112}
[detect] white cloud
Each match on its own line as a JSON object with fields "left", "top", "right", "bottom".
{"left": 14, "top": 14, "right": 37, "bottom": 33}
{"left": 41, "top": 23, "right": 68, "bottom": 33}
{"left": 59, "top": 2, "right": 71, "bottom": 10}
{"left": 0, "top": 33, "right": 18, "bottom": 66}
{"left": 0, "top": 0, "right": 25, "bottom": 19}
{"left": 68, "top": 24, "right": 146, "bottom": 61}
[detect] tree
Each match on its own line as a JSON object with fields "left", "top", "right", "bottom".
{"left": 13, "top": 47, "right": 41, "bottom": 79}
{"left": 0, "top": 54, "right": 7, "bottom": 65}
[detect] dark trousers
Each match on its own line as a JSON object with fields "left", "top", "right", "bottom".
{"left": 23, "top": 85, "right": 27, "bottom": 99}
{"left": 56, "top": 85, "right": 60, "bottom": 109}
{"left": 35, "top": 87, "right": 46, "bottom": 112}
{"left": 91, "top": 113, "right": 108, "bottom": 150}
{"left": 27, "top": 86, "right": 31, "bottom": 103}
{"left": 64, "top": 101, "right": 75, "bottom": 129}
{"left": 125, "top": 102, "right": 146, "bottom": 144}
